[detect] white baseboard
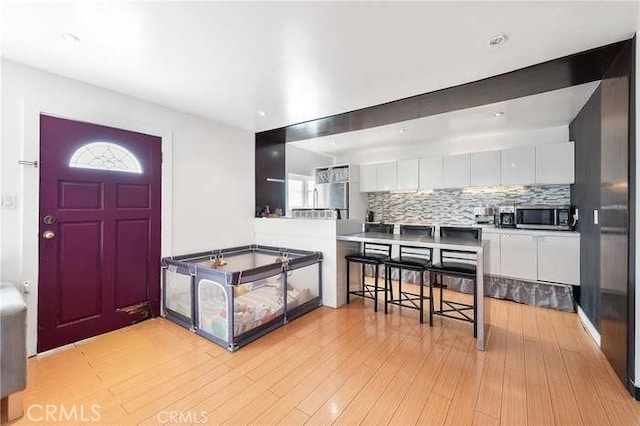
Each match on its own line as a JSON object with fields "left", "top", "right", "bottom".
{"left": 577, "top": 305, "right": 601, "bottom": 347}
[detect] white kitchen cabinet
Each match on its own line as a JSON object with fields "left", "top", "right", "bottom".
{"left": 537, "top": 235, "right": 580, "bottom": 285}
{"left": 535, "top": 142, "right": 575, "bottom": 184}
{"left": 482, "top": 232, "right": 501, "bottom": 276}
{"left": 376, "top": 162, "right": 397, "bottom": 191}
{"left": 397, "top": 159, "right": 419, "bottom": 190}
{"left": 443, "top": 154, "right": 471, "bottom": 188}
{"left": 501, "top": 146, "right": 536, "bottom": 185}
{"left": 359, "top": 164, "right": 377, "bottom": 192}
{"left": 419, "top": 156, "right": 444, "bottom": 189}
{"left": 500, "top": 233, "right": 537, "bottom": 281}
{"left": 471, "top": 150, "right": 501, "bottom": 186}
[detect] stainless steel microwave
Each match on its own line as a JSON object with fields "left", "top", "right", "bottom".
{"left": 515, "top": 205, "right": 574, "bottom": 231}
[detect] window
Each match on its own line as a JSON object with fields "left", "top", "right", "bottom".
{"left": 287, "top": 174, "right": 315, "bottom": 214}
{"left": 69, "top": 142, "right": 142, "bottom": 174}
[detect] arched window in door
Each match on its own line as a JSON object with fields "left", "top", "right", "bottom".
{"left": 68, "top": 142, "right": 142, "bottom": 174}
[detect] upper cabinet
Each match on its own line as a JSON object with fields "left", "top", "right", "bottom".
{"left": 377, "top": 162, "right": 397, "bottom": 191}
{"left": 358, "top": 142, "right": 575, "bottom": 192}
{"left": 535, "top": 142, "right": 575, "bottom": 184}
{"left": 359, "top": 164, "right": 377, "bottom": 192}
{"left": 359, "top": 162, "right": 397, "bottom": 192}
{"left": 419, "top": 156, "right": 444, "bottom": 189}
{"left": 443, "top": 154, "right": 471, "bottom": 188}
{"left": 501, "top": 146, "right": 536, "bottom": 185}
{"left": 397, "top": 159, "right": 419, "bottom": 190}
{"left": 471, "top": 151, "right": 501, "bottom": 186}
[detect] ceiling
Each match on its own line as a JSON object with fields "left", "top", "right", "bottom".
{"left": 0, "top": 2, "right": 637, "bottom": 132}
{"left": 289, "top": 81, "right": 600, "bottom": 156}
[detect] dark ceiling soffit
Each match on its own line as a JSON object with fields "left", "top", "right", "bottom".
{"left": 257, "top": 38, "right": 630, "bottom": 143}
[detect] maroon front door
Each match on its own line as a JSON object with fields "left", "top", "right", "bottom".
{"left": 38, "top": 115, "right": 161, "bottom": 352}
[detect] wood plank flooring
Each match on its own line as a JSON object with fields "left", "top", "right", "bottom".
{"left": 10, "top": 286, "right": 640, "bottom": 425}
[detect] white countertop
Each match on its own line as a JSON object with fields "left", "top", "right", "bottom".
{"left": 359, "top": 222, "right": 580, "bottom": 238}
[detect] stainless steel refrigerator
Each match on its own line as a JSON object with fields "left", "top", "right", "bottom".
{"left": 314, "top": 182, "right": 349, "bottom": 219}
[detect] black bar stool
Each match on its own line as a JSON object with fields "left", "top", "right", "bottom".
{"left": 346, "top": 223, "right": 393, "bottom": 311}
{"left": 427, "top": 226, "right": 482, "bottom": 336}
{"left": 383, "top": 225, "right": 434, "bottom": 324}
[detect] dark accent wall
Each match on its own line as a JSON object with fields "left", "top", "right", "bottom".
{"left": 628, "top": 37, "right": 636, "bottom": 396}
{"left": 570, "top": 85, "right": 602, "bottom": 330}
{"left": 255, "top": 128, "right": 286, "bottom": 215}
{"left": 599, "top": 40, "right": 633, "bottom": 387}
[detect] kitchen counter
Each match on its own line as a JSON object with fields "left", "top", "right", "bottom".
{"left": 361, "top": 222, "right": 580, "bottom": 238}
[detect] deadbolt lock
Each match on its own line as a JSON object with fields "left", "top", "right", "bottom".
{"left": 43, "top": 215, "right": 56, "bottom": 225}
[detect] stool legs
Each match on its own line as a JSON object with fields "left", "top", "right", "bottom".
{"left": 374, "top": 264, "right": 379, "bottom": 312}
{"left": 384, "top": 266, "right": 389, "bottom": 314}
{"left": 398, "top": 273, "right": 402, "bottom": 310}
{"left": 439, "top": 274, "right": 444, "bottom": 312}
{"left": 346, "top": 259, "right": 350, "bottom": 304}
{"left": 419, "top": 271, "right": 424, "bottom": 324}
{"left": 428, "top": 272, "right": 433, "bottom": 326}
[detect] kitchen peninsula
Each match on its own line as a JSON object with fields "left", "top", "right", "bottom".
{"left": 254, "top": 217, "right": 362, "bottom": 308}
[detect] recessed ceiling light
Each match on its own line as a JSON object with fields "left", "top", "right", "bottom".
{"left": 331, "top": 141, "right": 337, "bottom": 146}
{"left": 493, "top": 111, "right": 505, "bottom": 117}
{"left": 257, "top": 111, "right": 267, "bottom": 117}
{"left": 61, "top": 32, "right": 80, "bottom": 43}
{"left": 488, "top": 34, "right": 508, "bottom": 47}
{"left": 399, "top": 129, "right": 407, "bottom": 134}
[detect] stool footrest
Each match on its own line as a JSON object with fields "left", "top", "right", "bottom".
{"left": 434, "top": 300, "right": 474, "bottom": 322}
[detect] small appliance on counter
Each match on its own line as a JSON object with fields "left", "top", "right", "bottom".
{"left": 515, "top": 204, "right": 575, "bottom": 231}
{"left": 474, "top": 205, "right": 495, "bottom": 225}
{"left": 495, "top": 205, "right": 516, "bottom": 228}
{"left": 367, "top": 210, "right": 375, "bottom": 222}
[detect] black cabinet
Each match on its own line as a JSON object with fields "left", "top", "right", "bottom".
{"left": 255, "top": 128, "right": 286, "bottom": 215}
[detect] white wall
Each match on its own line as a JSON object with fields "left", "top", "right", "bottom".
{"left": 286, "top": 144, "right": 334, "bottom": 176}
{"left": 1, "top": 59, "right": 254, "bottom": 354}
{"left": 335, "top": 125, "right": 569, "bottom": 164}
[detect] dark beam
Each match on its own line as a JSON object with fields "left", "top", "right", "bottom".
{"left": 282, "top": 39, "right": 628, "bottom": 142}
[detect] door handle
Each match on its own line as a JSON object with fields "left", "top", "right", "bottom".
{"left": 42, "top": 230, "right": 56, "bottom": 240}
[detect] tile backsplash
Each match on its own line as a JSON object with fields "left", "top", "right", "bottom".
{"left": 367, "top": 185, "right": 571, "bottom": 225}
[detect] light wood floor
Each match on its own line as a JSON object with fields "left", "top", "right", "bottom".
{"left": 11, "top": 287, "right": 640, "bottom": 426}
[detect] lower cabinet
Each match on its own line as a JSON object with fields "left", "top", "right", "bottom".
{"left": 496, "top": 232, "right": 580, "bottom": 285}
{"left": 482, "top": 233, "right": 501, "bottom": 276}
{"left": 500, "top": 233, "right": 538, "bottom": 281}
{"left": 537, "top": 236, "right": 580, "bottom": 285}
